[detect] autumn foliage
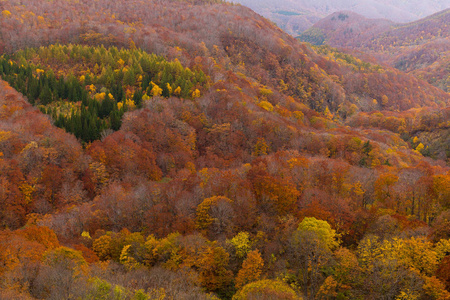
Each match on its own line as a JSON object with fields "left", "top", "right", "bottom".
{"left": 0, "top": 0, "right": 449, "bottom": 298}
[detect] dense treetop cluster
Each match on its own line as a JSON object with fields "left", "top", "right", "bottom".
{"left": 0, "top": 0, "right": 449, "bottom": 299}
{"left": 300, "top": 9, "right": 450, "bottom": 92}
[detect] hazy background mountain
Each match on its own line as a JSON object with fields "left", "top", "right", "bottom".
{"left": 231, "top": 0, "right": 450, "bottom": 35}
{"left": 299, "top": 9, "right": 450, "bottom": 92}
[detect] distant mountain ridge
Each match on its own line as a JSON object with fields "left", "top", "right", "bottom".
{"left": 231, "top": 0, "right": 450, "bottom": 35}
{"left": 299, "top": 11, "right": 395, "bottom": 47}
{"left": 299, "top": 9, "right": 450, "bottom": 92}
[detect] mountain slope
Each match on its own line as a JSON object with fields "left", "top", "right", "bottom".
{"left": 300, "top": 9, "right": 450, "bottom": 92}
{"left": 1, "top": 0, "right": 448, "bottom": 113}
{"left": 231, "top": 0, "right": 450, "bottom": 35}
{"left": 0, "top": 1, "right": 450, "bottom": 299}
{"left": 299, "top": 11, "right": 395, "bottom": 47}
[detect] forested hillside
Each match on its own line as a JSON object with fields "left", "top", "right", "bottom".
{"left": 0, "top": 0, "right": 449, "bottom": 299}
{"left": 300, "top": 9, "right": 450, "bottom": 92}
{"left": 231, "top": 0, "right": 449, "bottom": 36}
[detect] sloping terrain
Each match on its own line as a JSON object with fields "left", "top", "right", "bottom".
{"left": 299, "top": 11, "right": 395, "bottom": 47}
{"left": 1, "top": 0, "right": 447, "bottom": 111}
{"left": 0, "top": 0, "right": 449, "bottom": 299}
{"left": 300, "top": 9, "right": 450, "bottom": 92}
{"left": 231, "top": 0, "right": 450, "bottom": 35}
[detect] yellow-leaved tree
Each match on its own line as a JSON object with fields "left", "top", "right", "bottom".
{"left": 150, "top": 82, "right": 163, "bottom": 97}
{"left": 120, "top": 244, "right": 141, "bottom": 271}
{"left": 228, "top": 232, "right": 251, "bottom": 259}
{"left": 297, "top": 217, "right": 340, "bottom": 251}
{"left": 233, "top": 280, "right": 302, "bottom": 300}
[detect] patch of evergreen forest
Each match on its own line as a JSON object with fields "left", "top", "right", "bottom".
{"left": 0, "top": 44, "right": 208, "bottom": 142}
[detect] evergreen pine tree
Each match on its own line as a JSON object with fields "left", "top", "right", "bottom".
{"left": 39, "top": 84, "right": 53, "bottom": 105}
{"left": 133, "top": 89, "right": 143, "bottom": 108}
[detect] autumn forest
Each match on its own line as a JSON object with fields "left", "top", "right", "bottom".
{"left": 0, "top": 0, "right": 449, "bottom": 299}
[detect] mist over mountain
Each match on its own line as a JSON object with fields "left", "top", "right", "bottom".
{"left": 231, "top": 0, "right": 450, "bottom": 35}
